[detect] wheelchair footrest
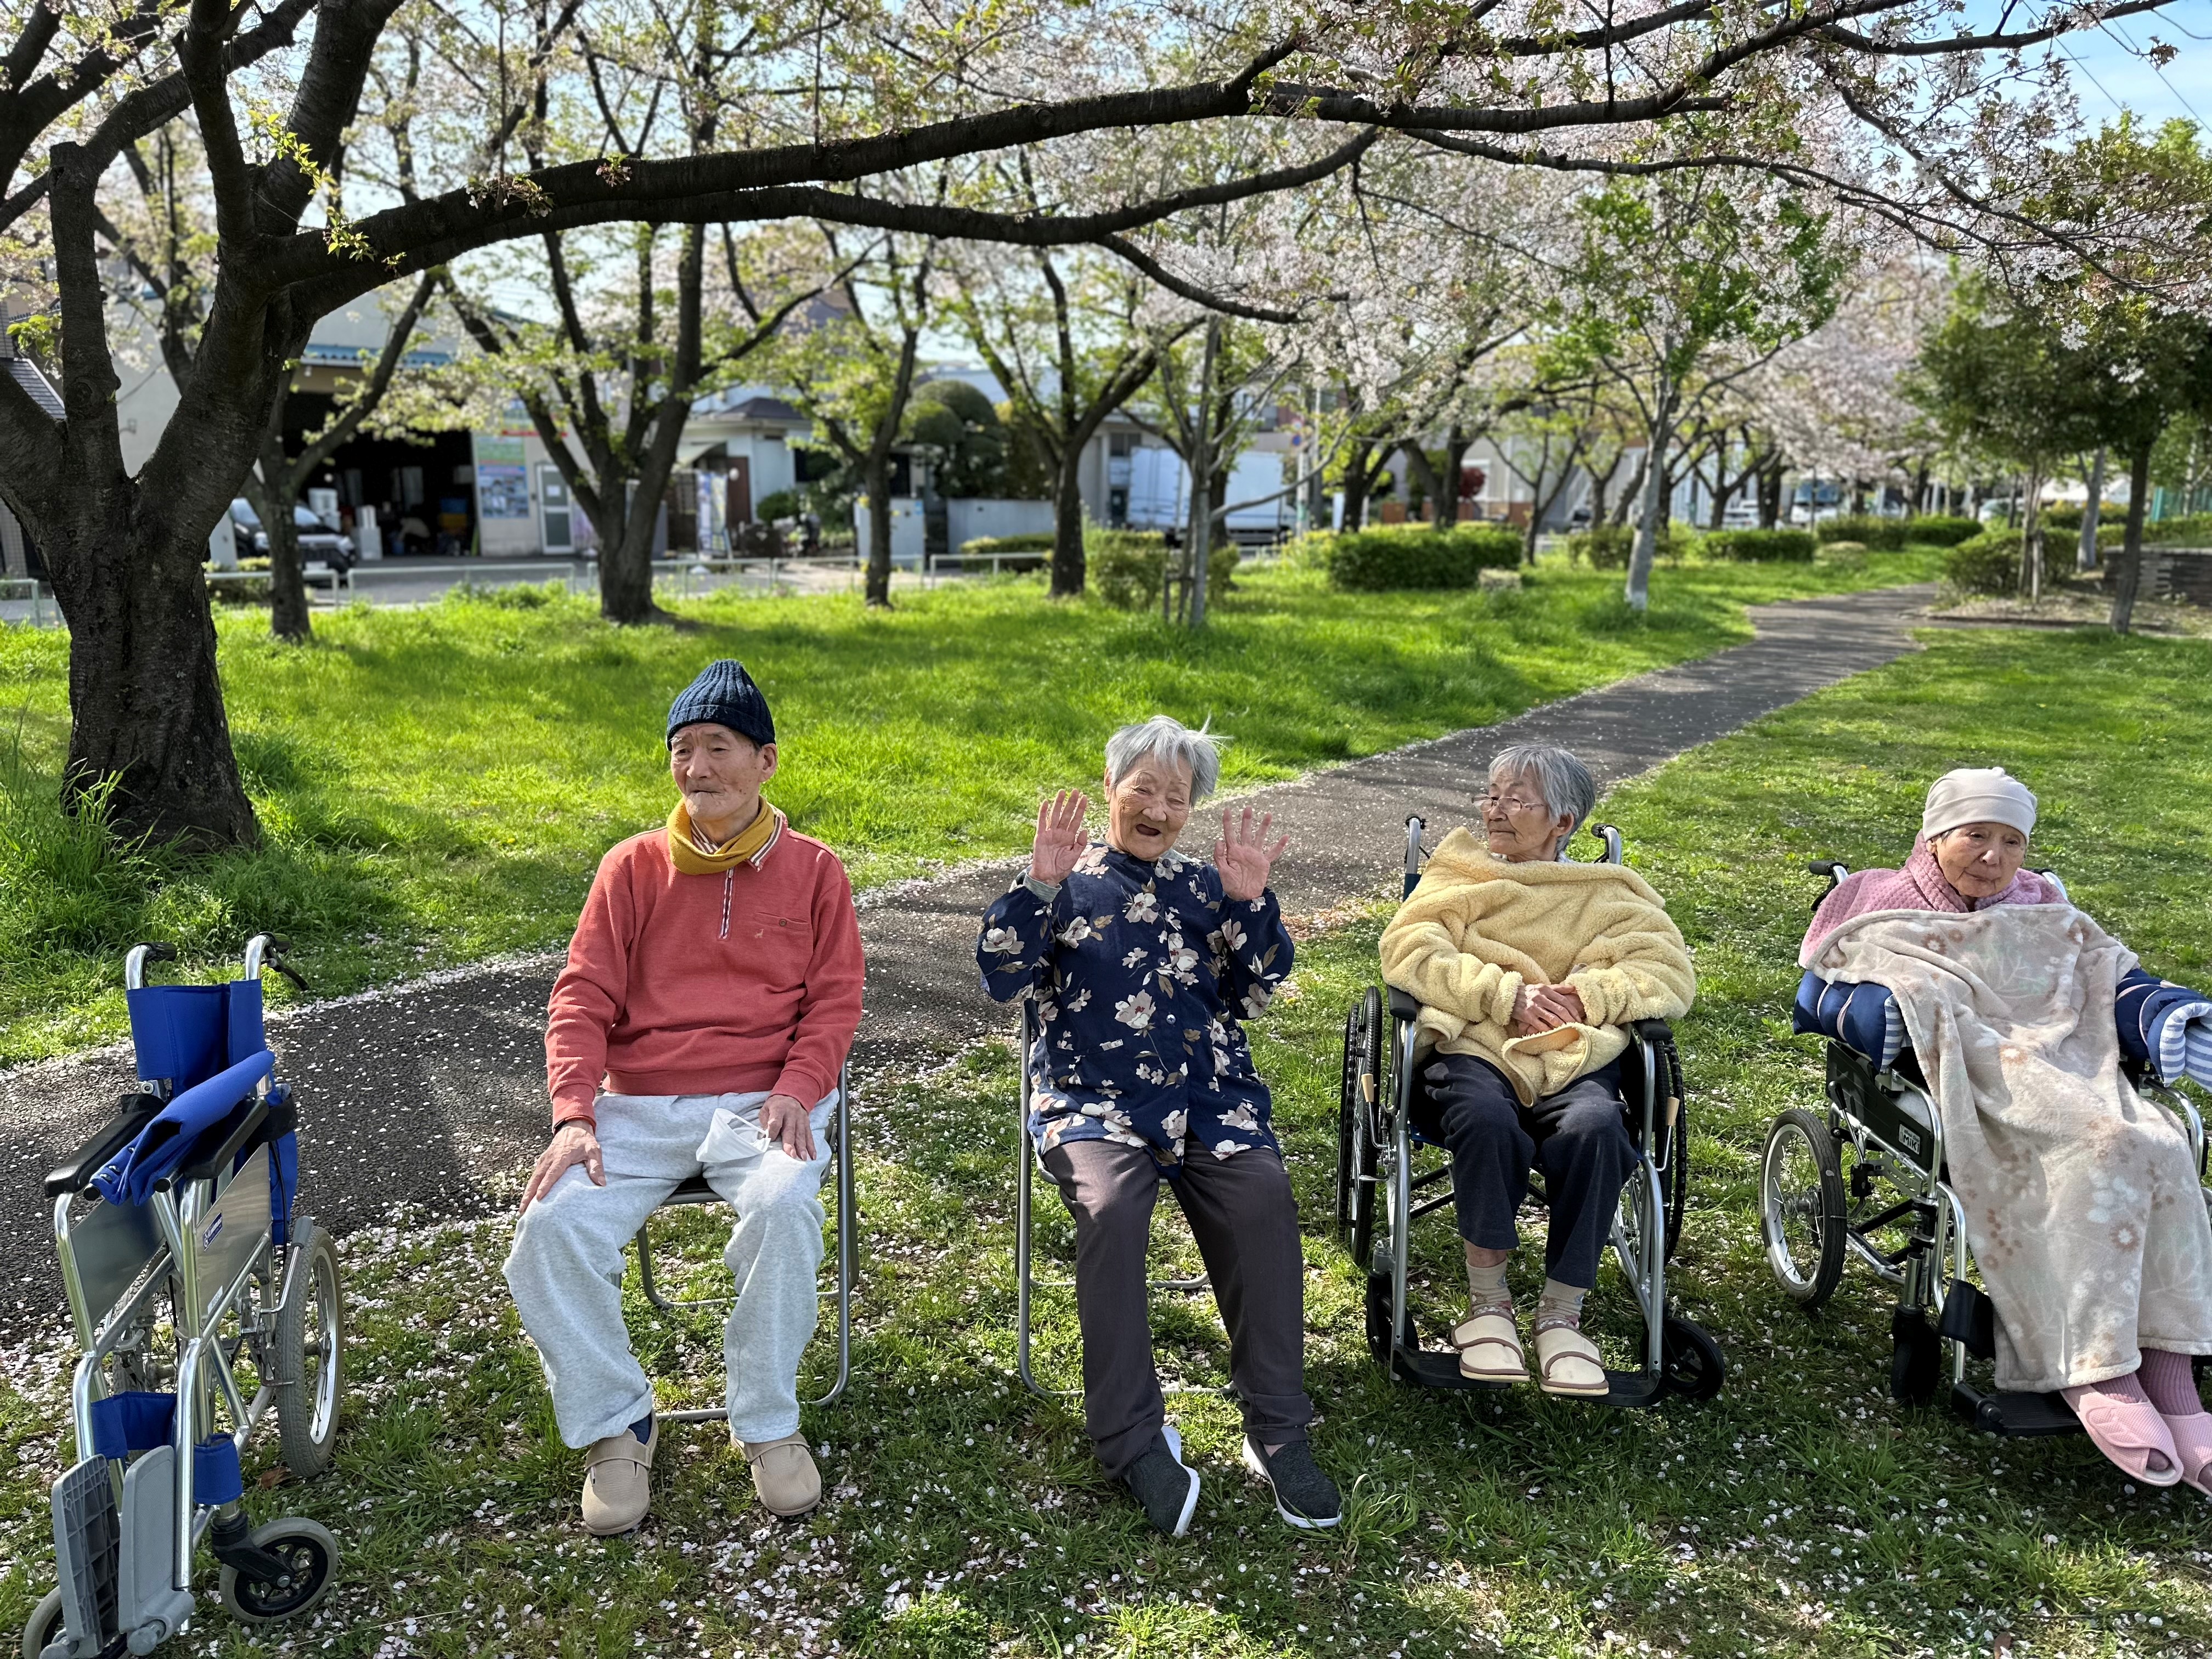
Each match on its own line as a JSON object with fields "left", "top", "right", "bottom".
{"left": 1950, "top": 1381, "right": 2081, "bottom": 1437}
{"left": 1387, "top": 1342, "right": 1668, "bottom": 1408}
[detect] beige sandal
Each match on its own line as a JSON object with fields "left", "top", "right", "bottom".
{"left": 1533, "top": 1319, "right": 1609, "bottom": 1397}
{"left": 1449, "top": 1305, "right": 1526, "bottom": 1383}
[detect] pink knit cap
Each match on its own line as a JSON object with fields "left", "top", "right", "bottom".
{"left": 1921, "top": 766, "right": 2036, "bottom": 840}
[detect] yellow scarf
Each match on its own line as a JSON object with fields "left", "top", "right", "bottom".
{"left": 667, "top": 798, "right": 780, "bottom": 874}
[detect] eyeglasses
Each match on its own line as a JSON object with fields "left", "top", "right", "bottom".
{"left": 1477, "top": 793, "right": 1547, "bottom": 816}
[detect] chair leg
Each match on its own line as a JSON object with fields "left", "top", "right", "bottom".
{"left": 805, "top": 1067, "right": 855, "bottom": 1408}
{"left": 635, "top": 1216, "right": 676, "bottom": 1313}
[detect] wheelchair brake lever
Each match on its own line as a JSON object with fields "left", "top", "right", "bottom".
{"left": 273, "top": 960, "right": 311, "bottom": 992}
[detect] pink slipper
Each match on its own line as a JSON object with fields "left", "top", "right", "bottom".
{"left": 2064, "top": 1384, "right": 2183, "bottom": 1486}
{"left": 2163, "top": 1411, "right": 2212, "bottom": 1498}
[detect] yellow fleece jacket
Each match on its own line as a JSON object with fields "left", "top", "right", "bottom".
{"left": 1378, "top": 828, "right": 1695, "bottom": 1104}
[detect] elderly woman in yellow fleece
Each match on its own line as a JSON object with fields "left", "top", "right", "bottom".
{"left": 1379, "top": 744, "right": 1694, "bottom": 1396}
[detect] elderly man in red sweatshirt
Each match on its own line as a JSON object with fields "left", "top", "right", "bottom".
{"left": 505, "top": 658, "right": 864, "bottom": 1535}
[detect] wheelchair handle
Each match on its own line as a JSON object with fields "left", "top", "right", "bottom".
{"left": 1804, "top": 857, "right": 1849, "bottom": 878}
{"left": 245, "top": 933, "right": 311, "bottom": 992}
{"left": 123, "top": 942, "right": 177, "bottom": 989}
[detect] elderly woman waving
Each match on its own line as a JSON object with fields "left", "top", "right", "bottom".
{"left": 1380, "top": 744, "right": 1695, "bottom": 1396}
{"left": 975, "top": 715, "right": 1341, "bottom": 1538}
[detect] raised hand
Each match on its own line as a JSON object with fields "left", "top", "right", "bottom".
{"left": 1030, "top": 789, "right": 1090, "bottom": 885}
{"left": 1215, "top": 805, "right": 1288, "bottom": 902}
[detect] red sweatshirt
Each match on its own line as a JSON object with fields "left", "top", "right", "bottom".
{"left": 545, "top": 822, "right": 865, "bottom": 1127}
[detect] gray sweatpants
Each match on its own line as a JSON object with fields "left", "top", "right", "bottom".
{"left": 504, "top": 1090, "right": 832, "bottom": 1449}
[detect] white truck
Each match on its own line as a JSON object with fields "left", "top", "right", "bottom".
{"left": 1121, "top": 446, "right": 1287, "bottom": 543}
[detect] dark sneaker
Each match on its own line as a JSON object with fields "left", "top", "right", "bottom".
{"left": 1241, "top": 1436, "right": 1341, "bottom": 1530}
{"left": 1124, "top": 1435, "right": 1200, "bottom": 1537}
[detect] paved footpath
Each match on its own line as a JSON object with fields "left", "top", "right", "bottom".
{"left": 0, "top": 584, "right": 1932, "bottom": 1336}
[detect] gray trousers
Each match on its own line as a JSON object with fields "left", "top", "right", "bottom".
{"left": 504, "top": 1090, "right": 831, "bottom": 1449}
{"left": 1041, "top": 1138, "right": 1314, "bottom": 1478}
{"left": 1420, "top": 1052, "right": 1630, "bottom": 1290}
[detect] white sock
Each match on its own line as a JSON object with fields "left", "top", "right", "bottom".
{"left": 1467, "top": 1256, "right": 1511, "bottom": 1310}
{"left": 1537, "top": 1279, "right": 1587, "bottom": 1328}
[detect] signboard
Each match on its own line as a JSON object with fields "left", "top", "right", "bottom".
{"left": 477, "top": 463, "right": 531, "bottom": 518}
{"left": 475, "top": 435, "right": 527, "bottom": 465}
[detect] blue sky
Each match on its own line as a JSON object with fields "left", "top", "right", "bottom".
{"left": 1972, "top": 0, "right": 2212, "bottom": 129}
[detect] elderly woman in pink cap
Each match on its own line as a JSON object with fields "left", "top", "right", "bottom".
{"left": 1804, "top": 766, "right": 2212, "bottom": 1496}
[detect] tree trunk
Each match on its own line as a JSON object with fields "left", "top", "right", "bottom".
{"left": 2019, "top": 458, "right": 2045, "bottom": 602}
{"left": 1048, "top": 447, "right": 1086, "bottom": 598}
{"left": 2109, "top": 441, "right": 2153, "bottom": 636}
{"left": 2079, "top": 447, "right": 2106, "bottom": 572}
{"left": 864, "top": 456, "right": 895, "bottom": 607}
{"left": 245, "top": 452, "right": 311, "bottom": 644}
{"left": 595, "top": 472, "right": 663, "bottom": 624}
{"left": 1609, "top": 450, "right": 1646, "bottom": 527}
{"left": 1183, "top": 319, "right": 1220, "bottom": 630}
{"left": 1341, "top": 438, "right": 1376, "bottom": 531}
{"left": 1623, "top": 383, "right": 1678, "bottom": 612}
{"left": 48, "top": 500, "right": 261, "bottom": 850}
{"left": 1758, "top": 461, "right": 1786, "bottom": 529}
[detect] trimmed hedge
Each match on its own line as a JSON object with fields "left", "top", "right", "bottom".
{"left": 2149, "top": 512, "right": 2212, "bottom": 546}
{"left": 1940, "top": 528, "right": 2071, "bottom": 597}
{"left": 1700, "top": 528, "right": 1816, "bottom": 563}
{"left": 754, "top": 489, "right": 800, "bottom": 522}
{"left": 1902, "top": 514, "right": 1980, "bottom": 547}
{"left": 1566, "top": 522, "right": 1690, "bottom": 569}
{"left": 1325, "top": 524, "right": 1521, "bottom": 591}
{"left": 1088, "top": 530, "right": 1237, "bottom": 612}
{"left": 1815, "top": 514, "right": 1908, "bottom": 551}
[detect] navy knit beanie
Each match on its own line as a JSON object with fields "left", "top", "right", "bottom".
{"left": 667, "top": 659, "right": 775, "bottom": 748}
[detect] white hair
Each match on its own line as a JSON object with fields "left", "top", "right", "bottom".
{"left": 1488, "top": 744, "right": 1597, "bottom": 836}
{"left": 1105, "top": 715, "right": 1223, "bottom": 803}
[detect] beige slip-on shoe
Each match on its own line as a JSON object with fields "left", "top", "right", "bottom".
{"left": 1449, "top": 1305, "right": 1527, "bottom": 1383}
{"left": 581, "top": 1419, "right": 658, "bottom": 1535}
{"left": 738, "top": 1430, "right": 822, "bottom": 1519}
{"left": 1533, "top": 1318, "right": 1610, "bottom": 1398}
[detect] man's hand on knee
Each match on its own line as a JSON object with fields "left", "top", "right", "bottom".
{"left": 759, "top": 1092, "right": 816, "bottom": 1161}
{"left": 521, "top": 1121, "right": 603, "bottom": 1211}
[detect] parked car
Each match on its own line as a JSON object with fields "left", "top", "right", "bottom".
{"left": 228, "top": 498, "right": 358, "bottom": 572}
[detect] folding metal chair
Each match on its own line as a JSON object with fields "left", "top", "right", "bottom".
{"left": 631, "top": 1060, "right": 856, "bottom": 1417}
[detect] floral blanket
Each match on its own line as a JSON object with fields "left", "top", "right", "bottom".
{"left": 975, "top": 842, "right": 1292, "bottom": 1169}
{"left": 1807, "top": 905, "right": 2212, "bottom": 1392}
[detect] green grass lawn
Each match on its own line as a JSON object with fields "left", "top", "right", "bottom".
{"left": 0, "top": 551, "right": 1936, "bottom": 1064}
{"left": 4, "top": 624, "right": 2206, "bottom": 1659}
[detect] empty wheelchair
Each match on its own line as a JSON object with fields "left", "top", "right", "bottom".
{"left": 1336, "top": 817, "right": 1724, "bottom": 1404}
{"left": 629, "top": 1060, "right": 859, "bottom": 1415}
{"left": 1766, "top": 858, "right": 2212, "bottom": 1434}
{"left": 25, "top": 937, "right": 342, "bottom": 1659}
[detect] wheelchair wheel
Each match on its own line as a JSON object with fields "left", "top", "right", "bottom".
{"left": 275, "top": 1229, "right": 343, "bottom": 1478}
{"left": 1342, "top": 989, "right": 1383, "bottom": 1267}
{"left": 1660, "top": 1315, "right": 1725, "bottom": 1402}
{"left": 218, "top": 1517, "right": 339, "bottom": 1623}
{"left": 18, "top": 1589, "right": 61, "bottom": 1659}
{"left": 1760, "top": 1109, "right": 1846, "bottom": 1311}
{"left": 1890, "top": 1309, "right": 1941, "bottom": 1407}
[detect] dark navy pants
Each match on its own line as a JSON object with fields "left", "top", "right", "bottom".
{"left": 1041, "top": 1138, "right": 1313, "bottom": 1477}
{"left": 1419, "top": 1052, "right": 1632, "bottom": 1290}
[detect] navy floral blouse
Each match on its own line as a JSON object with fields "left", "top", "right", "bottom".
{"left": 975, "top": 840, "right": 1295, "bottom": 1170}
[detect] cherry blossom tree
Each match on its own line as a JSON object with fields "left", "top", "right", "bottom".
{"left": 0, "top": 0, "right": 2196, "bottom": 841}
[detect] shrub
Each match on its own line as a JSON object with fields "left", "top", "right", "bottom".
{"left": 1943, "top": 530, "right": 2017, "bottom": 596}
{"left": 1566, "top": 521, "right": 1690, "bottom": 569}
{"left": 753, "top": 489, "right": 799, "bottom": 522}
{"left": 1326, "top": 524, "right": 1520, "bottom": 591}
{"left": 1814, "top": 541, "right": 1867, "bottom": 568}
{"left": 1700, "top": 528, "right": 1816, "bottom": 563}
{"left": 1902, "top": 514, "right": 1980, "bottom": 547}
{"left": 2148, "top": 512, "right": 2212, "bottom": 547}
{"left": 1815, "top": 514, "right": 1908, "bottom": 551}
{"left": 958, "top": 532, "right": 1053, "bottom": 573}
{"left": 1088, "top": 530, "right": 1237, "bottom": 611}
